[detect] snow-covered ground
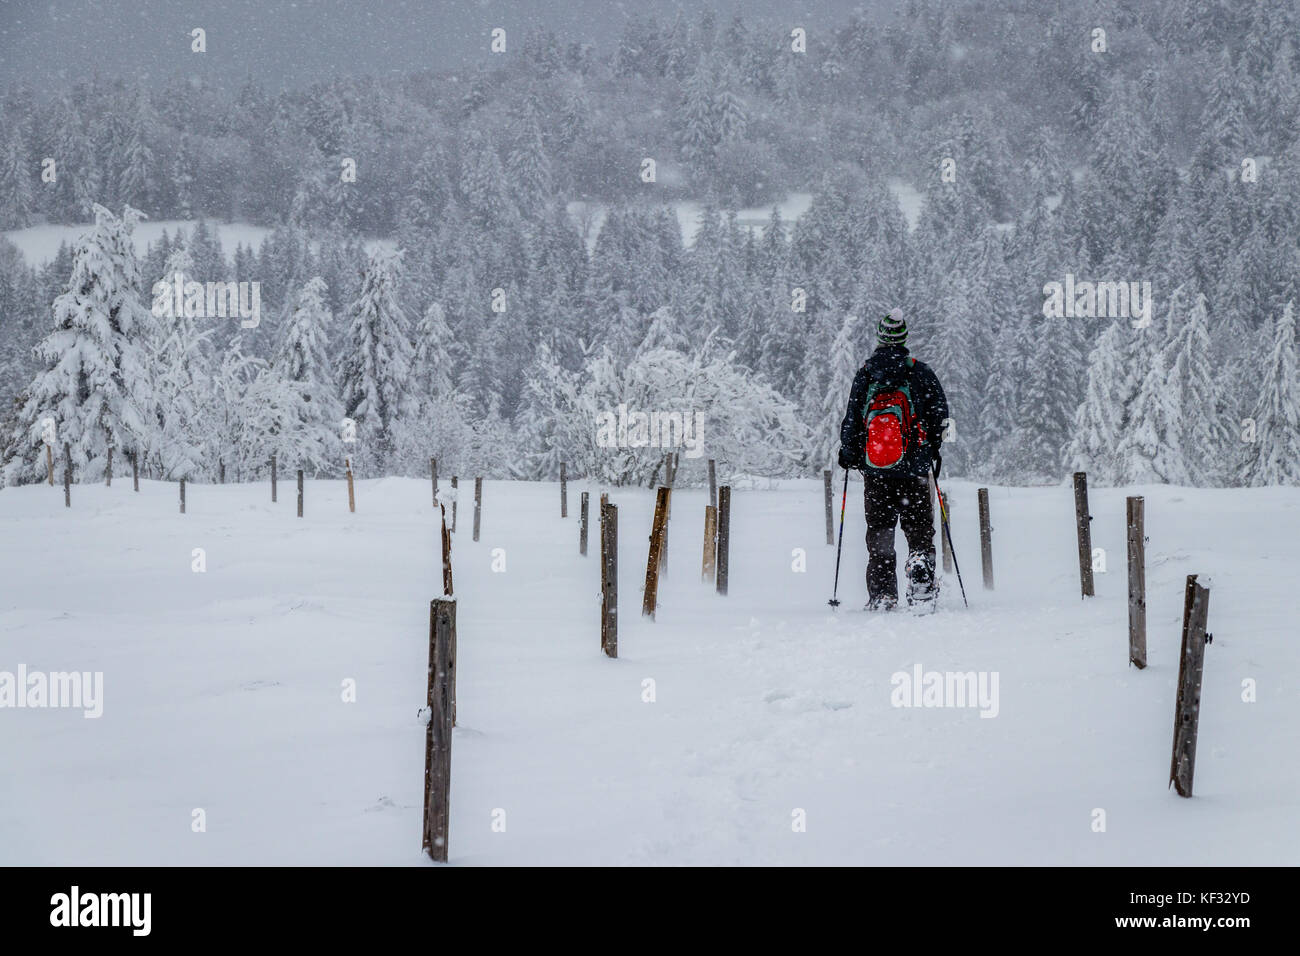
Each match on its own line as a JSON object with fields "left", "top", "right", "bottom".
{"left": 1, "top": 475, "right": 1294, "bottom": 865}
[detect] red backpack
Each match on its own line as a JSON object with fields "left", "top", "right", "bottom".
{"left": 862, "top": 358, "right": 924, "bottom": 470}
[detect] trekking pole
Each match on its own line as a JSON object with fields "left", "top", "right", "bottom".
{"left": 828, "top": 467, "right": 850, "bottom": 607}
{"left": 932, "top": 466, "right": 968, "bottom": 609}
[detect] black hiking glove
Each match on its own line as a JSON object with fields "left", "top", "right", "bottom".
{"left": 837, "top": 445, "right": 860, "bottom": 470}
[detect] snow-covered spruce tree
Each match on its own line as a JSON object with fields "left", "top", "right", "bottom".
{"left": 817, "top": 313, "right": 861, "bottom": 472}
{"left": 1114, "top": 345, "right": 1189, "bottom": 486}
{"left": 198, "top": 335, "right": 263, "bottom": 482}
{"left": 396, "top": 301, "right": 470, "bottom": 476}
{"left": 338, "top": 248, "right": 415, "bottom": 474}
{"left": 1240, "top": 301, "right": 1300, "bottom": 485}
{"left": 258, "top": 276, "right": 344, "bottom": 478}
{"left": 1066, "top": 320, "right": 1128, "bottom": 485}
{"left": 3, "top": 205, "right": 154, "bottom": 486}
{"left": 147, "top": 243, "right": 211, "bottom": 479}
{"left": 1165, "top": 292, "right": 1232, "bottom": 486}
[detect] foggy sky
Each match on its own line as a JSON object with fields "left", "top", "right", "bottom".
{"left": 0, "top": 0, "right": 885, "bottom": 92}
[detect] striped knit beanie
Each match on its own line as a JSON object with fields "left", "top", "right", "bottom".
{"left": 877, "top": 313, "right": 908, "bottom": 347}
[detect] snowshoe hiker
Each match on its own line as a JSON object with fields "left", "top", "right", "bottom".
{"left": 836, "top": 313, "right": 949, "bottom": 611}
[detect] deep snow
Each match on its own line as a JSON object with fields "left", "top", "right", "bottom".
{"left": 1, "top": 474, "right": 1295, "bottom": 865}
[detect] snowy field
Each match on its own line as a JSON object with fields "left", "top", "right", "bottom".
{"left": 1, "top": 475, "right": 1295, "bottom": 865}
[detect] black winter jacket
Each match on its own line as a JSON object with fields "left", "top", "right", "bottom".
{"left": 838, "top": 345, "right": 949, "bottom": 478}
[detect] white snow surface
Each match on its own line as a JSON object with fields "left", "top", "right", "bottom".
{"left": 1, "top": 476, "right": 1295, "bottom": 865}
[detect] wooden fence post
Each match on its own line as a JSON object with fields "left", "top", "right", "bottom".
{"left": 1126, "top": 496, "right": 1147, "bottom": 669}
{"left": 440, "top": 504, "right": 453, "bottom": 597}
{"left": 824, "top": 469, "right": 834, "bottom": 545}
{"left": 431, "top": 457, "right": 438, "bottom": 507}
{"left": 659, "top": 455, "right": 675, "bottom": 577}
{"left": 642, "top": 487, "right": 671, "bottom": 618}
{"left": 1169, "top": 575, "right": 1212, "bottom": 797}
{"left": 473, "top": 477, "right": 482, "bottom": 542}
{"left": 716, "top": 485, "right": 731, "bottom": 596}
{"left": 579, "top": 491, "right": 589, "bottom": 555}
{"left": 707, "top": 459, "right": 717, "bottom": 510}
{"left": 450, "top": 476, "right": 458, "bottom": 532}
{"left": 560, "top": 462, "right": 568, "bottom": 518}
{"left": 219, "top": 459, "right": 225, "bottom": 484}
{"left": 941, "top": 493, "right": 953, "bottom": 573}
{"left": 270, "top": 455, "right": 277, "bottom": 502}
{"left": 179, "top": 478, "right": 186, "bottom": 514}
{"left": 106, "top": 445, "right": 112, "bottom": 487}
{"left": 131, "top": 450, "right": 139, "bottom": 492}
{"left": 977, "top": 487, "right": 993, "bottom": 590}
{"left": 45, "top": 443, "right": 54, "bottom": 486}
{"left": 297, "top": 470, "right": 304, "bottom": 518}
{"left": 702, "top": 504, "right": 718, "bottom": 582}
{"left": 422, "top": 598, "right": 456, "bottom": 862}
{"left": 1073, "top": 472, "right": 1095, "bottom": 598}
{"left": 346, "top": 458, "right": 356, "bottom": 513}
{"left": 601, "top": 496, "right": 618, "bottom": 658}
{"left": 63, "top": 444, "right": 71, "bottom": 508}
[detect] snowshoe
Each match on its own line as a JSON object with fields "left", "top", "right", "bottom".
{"left": 905, "top": 551, "right": 939, "bottom": 613}
{"left": 865, "top": 594, "right": 898, "bottom": 612}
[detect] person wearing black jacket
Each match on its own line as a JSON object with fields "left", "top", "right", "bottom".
{"left": 837, "top": 314, "right": 949, "bottom": 610}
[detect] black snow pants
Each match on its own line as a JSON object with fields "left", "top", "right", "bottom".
{"left": 864, "top": 472, "right": 935, "bottom": 602}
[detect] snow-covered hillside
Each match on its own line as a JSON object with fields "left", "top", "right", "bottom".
{"left": 2, "top": 476, "right": 1294, "bottom": 865}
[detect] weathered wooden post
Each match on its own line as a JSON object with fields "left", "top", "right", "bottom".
{"left": 219, "top": 459, "right": 225, "bottom": 484}
{"left": 270, "top": 454, "right": 277, "bottom": 503}
{"left": 431, "top": 458, "right": 438, "bottom": 507}
{"left": 45, "top": 443, "right": 54, "bottom": 486}
{"left": 977, "top": 487, "right": 993, "bottom": 590}
{"left": 297, "top": 470, "right": 304, "bottom": 518}
{"left": 1073, "top": 472, "right": 1095, "bottom": 598}
{"left": 707, "top": 459, "right": 717, "bottom": 510}
{"left": 642, "top": 487, "right": 671, "bottom": 618}
{"left": 105, "top": 445, "right": 112, "bottom": 487}
{"left": 1170, "top": 575, "right": 1212, "bottom": 797}
{"left": 659, "top": 455, "right": 675, "bottom": 577}
{"left": 560, "top": 462, "right": 568, "bottom": 518}
{"left": 702, "top": 504, "right": 718, "bottom": 582}
{"left": 131, "top": 450, "right": 139, "bottom": 492}
{"left": 346, "top": 457, "right": 356, "bottom": 513}
{"left": 63, "top": 444, "right": 71, "bottom": 508}
{"left": 450, "top": 476, "right": 458, "bottom": 532}
{"left": 440, "top": 504, "right": 453, "bottom": 597}
{"left": 940, "top": 492, "right": 953, "bottom": 573}
{"left": 716, "top": 485, "right": 731, "bottom": 595}
{"left": 179, "top": 478, "right": 186, "bottom": 514}
{"left": 472, "top": 477, "right": 482, "bottom": 542}
{"left": 1126, "top": 496, "right": 1147, "bottom": 669}
{"left": 824, "top": 469, "right": 834, "bottom": 546}
{"left": 423, "top": 597, "right": 456, "bottom": 862}
{"left": 601, "top": 496, "right": 618, "bottom": 658}
{"left": 579, "top": 491, "right": 589, "bottom": 556}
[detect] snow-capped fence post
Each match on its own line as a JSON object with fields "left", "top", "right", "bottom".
{"left": 600, "top": 494, "right": 618, "bottom": 657}
{"left": 63, "top": 444, "right": 71, "bottom": 508}
{"left": 105, "top": 445, "right": 112, "bottom": 487}
{"left": 1169, "top": 575, "right": 1212, "bottom": 797}
{"left": 707, "top": 459, "right": 717, "bottom": 509}
{"left": 824, "top": 470, "right": 834, "bottom": 545}
{"left": 431, "top": 458, "right": 438, "bottom": 507}
{"left": 450, "top": 476, "right": 458, "bottom": 532}
{"left": 579, "top": 491, "right": 589, "bottom": 556}
{"left": 1073, "top": 472, "right": 1095, "bottom": 598}
{"left": 270, "top": 455, "right": 277, "bottom": 503}
{"left": 473, "top": 477, "right": 482, "bottom": 542}
{"left": 346, "top": 458, "right": 356, "bottom": 513}
{"left": 1127, "top": 496, "right": 1147, "bottom": 669}
{"left": 297, "top": 470, "right": 304, "bottom": 518}
{"left": 642, "top": 487, "right": 671, "bottom": 619}
{"left": 45, "top": 442, "right": 54, "bottom": 486}
{"left": 440, "top": 504, "right": 453, "bottom": 597}
{"left": 978, "top": 487, "right": 993, "bottom": 590}
{"left": 560, "top": 462, "right": 568, "bottom": 518}
{"left": 422, "top": 597, "right": 456, "bottom": 862}
{"left": 941, "top": 494, "right": 953, "bottom": 573}
{"left": 131, "top": 451, "right": 139, "bottom": 493}
{"left": 716, "top": 486, "right": 731, "bottom": 596}
{"left": 702, "top": 503, "right": 718, "bottom": 582}
{"left": 179, "top": 478, "right": 186, "bottom": 515}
